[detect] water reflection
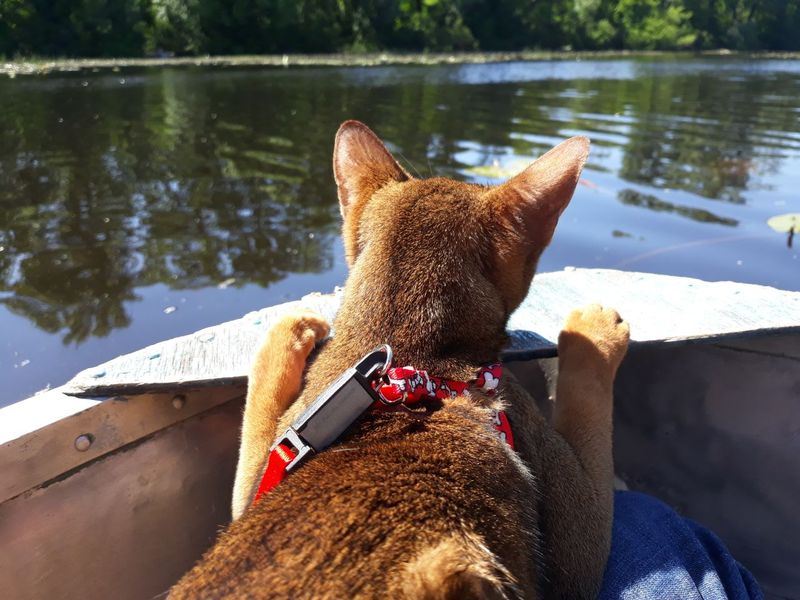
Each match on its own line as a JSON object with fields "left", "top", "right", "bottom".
{"left": 1, "top": 58, "right": 799, "bottom": 403}
{"left": 617, "top": 189, "right": 738, "bottom": 226}
{"left": 0, "top": 68, "right": 341, "bottom": 348}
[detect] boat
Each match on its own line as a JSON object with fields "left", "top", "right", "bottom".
{"left": 1, "top": 268, "right": 798, "bottom": 600}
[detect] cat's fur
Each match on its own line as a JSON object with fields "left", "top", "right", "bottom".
{"left": 170, "top": 121, "right": 629, "bottom": 599}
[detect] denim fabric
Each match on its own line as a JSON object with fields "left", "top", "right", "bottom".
{"left": 599, "top": 491, "right": 764, "bottom": 600}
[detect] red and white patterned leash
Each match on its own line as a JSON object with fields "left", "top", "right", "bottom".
{"left": 375, "top": 364, "right": 503, "bottom": 404}
{"left": 373, "top": 363, "right": 513, "bottom": 449}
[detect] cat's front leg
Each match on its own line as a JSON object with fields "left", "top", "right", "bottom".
{"left": 231, "top": 310, "right": 329, "bottom": 520}
{"left": 555, "top": 304, "right": 629, "bottom": 500}
{"left": 548, "top": 304, "right": 629, "bottom": 596}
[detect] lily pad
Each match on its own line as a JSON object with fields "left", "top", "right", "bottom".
{"left": 464, "top": 159, "right": 529, "bottom": 180}
{"left": 767, "top": 213, "right": 800, "bottom": 233}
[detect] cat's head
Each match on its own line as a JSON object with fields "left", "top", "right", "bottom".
{"left": 332, "top": 120, "right": 588, "bottom": 362}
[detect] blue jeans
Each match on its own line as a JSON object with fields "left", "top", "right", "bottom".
{"left": 599, "top": 491, "right": 764, "bottom": 600}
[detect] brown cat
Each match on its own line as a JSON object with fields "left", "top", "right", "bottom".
{"left": 170, "top": 121, "right": 629, "bottom": 599}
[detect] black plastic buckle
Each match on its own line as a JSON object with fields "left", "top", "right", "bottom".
{"left": 271, "top": 345, "right": 392, "bottom": 473}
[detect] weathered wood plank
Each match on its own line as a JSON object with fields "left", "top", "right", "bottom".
{"left": 0, "top": 391, "right": 101, "bottom": 446}
{"left": 63, "top": 290, "right": 343, "bottom": 397}
{"left": 0, "top": 386, "right": 245, "bottom": 502}
{"left": 61, "top": 269, "right": 800, "bottom": 397}
{"left": 0, "top": 401, "right": 243, "bottom": 600}
{"left": 505, "top": 268, "right": 800, "bottom": 357}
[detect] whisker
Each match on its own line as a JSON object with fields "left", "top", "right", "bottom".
{"left": 398, "top": 151, "right": 423, "bottom": 178}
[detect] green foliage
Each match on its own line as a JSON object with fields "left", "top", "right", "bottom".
{"left": 392, "top": 0, "right": 476, "bottom": 50}
{"left": 0, "top": 0, "right": 798, "bottom": 57}
{"left": 148, "top": 0, "right": 204, "bottom": 55}
{"left": 615, "top": 0, "right": 697, "bottom": 49}
{"left": 0, "top": 0, "right": 151, "bottom": 57}
{"left": 574, "top": 0, "right": 620, "bottom": 48}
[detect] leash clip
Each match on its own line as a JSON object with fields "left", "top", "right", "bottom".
{"left": 270, "top": 345, "right": 393, "bottom": 473}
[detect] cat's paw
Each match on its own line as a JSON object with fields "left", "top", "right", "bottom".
{"left": 558, "top": 304, "right": 629, "bottom": 376}
{"left": 250, "top": 310, "right": 329, "bottom": 397}
{"left": 278, "top": 310, "right": 330, "bottom": 357}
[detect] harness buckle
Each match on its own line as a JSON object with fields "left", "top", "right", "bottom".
{"left": 269, "top": 345, "right": 393, "bottom": 472}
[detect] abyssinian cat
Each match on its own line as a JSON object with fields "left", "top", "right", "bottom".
{"left": 170, "top": 121, "right": 629, "bottom": 599}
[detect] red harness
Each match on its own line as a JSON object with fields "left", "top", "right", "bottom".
{"left": 252, "top": 364, "right": 514, "bottom": 505}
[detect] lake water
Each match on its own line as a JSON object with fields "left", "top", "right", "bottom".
{"left": 2, "top": 57, "right": 799, "bottom": 407}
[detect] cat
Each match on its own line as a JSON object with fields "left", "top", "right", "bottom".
{"left": 170, "top": 120, "right": 629, "bottom": 599}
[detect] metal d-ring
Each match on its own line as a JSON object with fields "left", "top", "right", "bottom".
{"left": 375, "top": 344, "right": 393, "bottom": 378}
{"left": 355, "top": 344, "right": 393, "bottom": 382}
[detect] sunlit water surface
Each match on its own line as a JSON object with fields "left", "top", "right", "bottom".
{"left": 2, "top": 57, "right": 799, "bottom": 406}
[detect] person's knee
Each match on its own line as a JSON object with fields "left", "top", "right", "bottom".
{"left": 599, "top": 491, "right": 763, "bottom": 600}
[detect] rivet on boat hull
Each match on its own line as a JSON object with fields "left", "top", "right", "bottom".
{"left": 74, "top": 434, "right": 93, "bottom": 452}
{"left": 172, "top": 394, "right": 186, "bottom": 410}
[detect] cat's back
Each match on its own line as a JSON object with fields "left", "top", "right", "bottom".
{"left": 170, "top": 399, "right": 540, "bottom": 599}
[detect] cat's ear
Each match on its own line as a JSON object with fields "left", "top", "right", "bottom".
{"left": 333, "top": 120, "right": 410, "bottom": 220}
{"left": 488, "top": 136, "right": 589, "bottom": 248}
{"left": 485, "top": 137, "right": 589, "bottom": 310}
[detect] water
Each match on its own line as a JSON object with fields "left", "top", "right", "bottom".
{"left": 2, "top": 57, "right": 799, "bottom": 407}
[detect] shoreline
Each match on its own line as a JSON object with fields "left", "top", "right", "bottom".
{"left": 4, "top": 49, "right": 800, "bottom": 77}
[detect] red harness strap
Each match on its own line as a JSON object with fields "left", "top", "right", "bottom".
{"left": 492, "top": 408, "right": 514, "bottom": 449}
{"left": 252, "top": 442, "right": 297, "bottom": 505}
{"left": 252, "top": 364, "right": 514, "bottom": 504}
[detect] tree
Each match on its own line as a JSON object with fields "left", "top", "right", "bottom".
{"left": 614, "top": 0, "right": 698, "bottom": 49}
